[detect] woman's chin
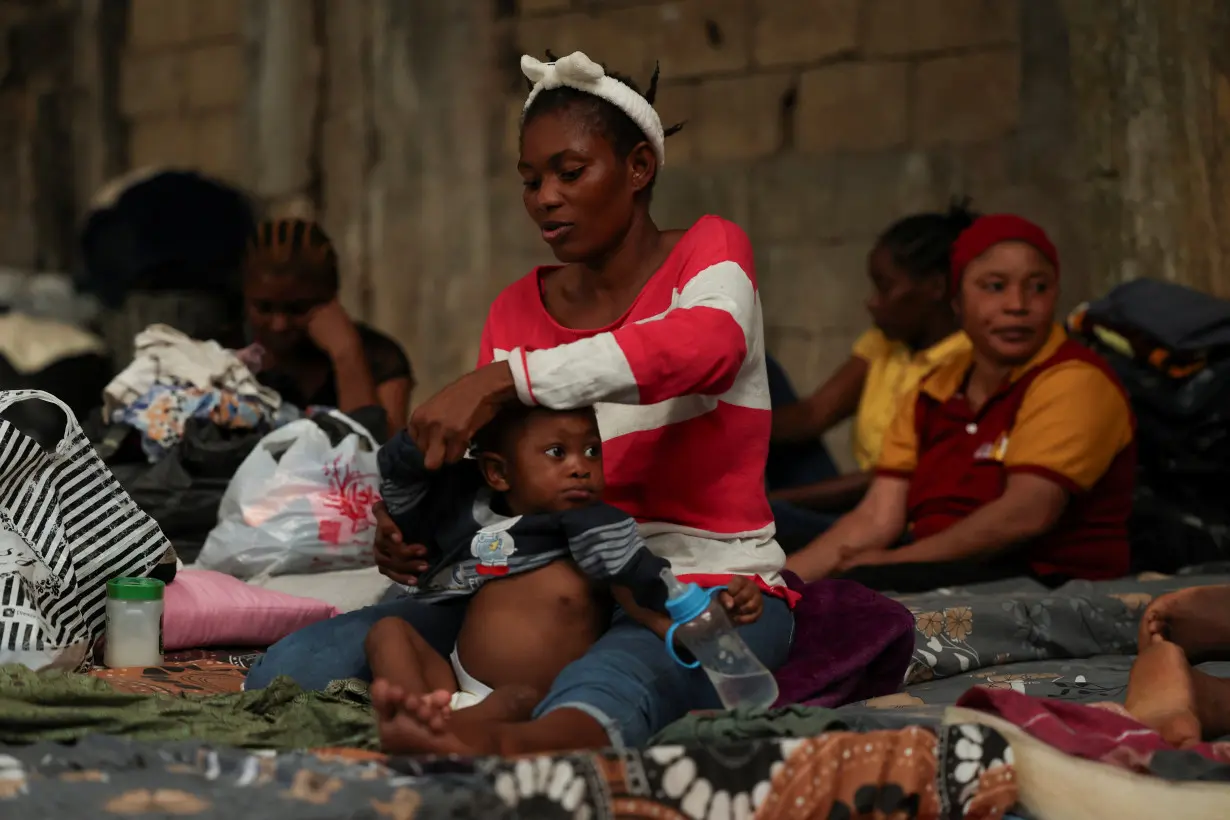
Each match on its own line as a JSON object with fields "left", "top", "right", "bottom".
{"left": 547, "top": 244, "right": 584, "bottom": 264}
{"left": 988, "top": 339, "right": 1042, "bottom": 366}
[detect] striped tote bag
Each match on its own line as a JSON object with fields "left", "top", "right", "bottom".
{"left": 0, "top": 390, "right": 172, "bottom": 670}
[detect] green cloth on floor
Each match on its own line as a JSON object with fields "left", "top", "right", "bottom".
{"left": 0, "top": 666, "right": 378, "bottom": 750}
{"left": 651, "top": 705, "right": 849, "bottom": 746}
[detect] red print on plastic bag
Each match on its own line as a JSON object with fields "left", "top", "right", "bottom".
{"left": 316, "top": 457, "right": 379, "bottom": 546}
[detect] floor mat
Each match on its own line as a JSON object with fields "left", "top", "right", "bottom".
{"left": 0, "top": 725, "right": 1018, "bottom": 819}
{"left": 88, "top": 648, "right": 263, "bottom": 696}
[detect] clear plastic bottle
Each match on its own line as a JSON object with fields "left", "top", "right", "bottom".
{"left": 104, "top": 577, "right": 165, "bottom": 668}
{"left": 661, "top": 569, "right": 779, "bottom": 710}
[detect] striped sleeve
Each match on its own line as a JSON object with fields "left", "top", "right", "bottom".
{"left": 508, "top": 231, "right": 757, "bottom": 410}
{"left": 557, "top": 504, "right": 671, "bottom": 613}
{"left": 377, "top": 431, "right": 432, "bottom": 522}
{"left": 377, "top": 430, "right": 482, "bottom": 555}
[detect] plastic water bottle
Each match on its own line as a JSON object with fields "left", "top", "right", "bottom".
{"left": 661, "top": 569, "right": 779, "bottom": 710}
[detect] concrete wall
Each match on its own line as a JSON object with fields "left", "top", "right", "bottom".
{"left": 2, "top": 0, "right": 1083, "bottom": 466}
{"left": 121, "top": 0, "right": 246, "bottom": 181}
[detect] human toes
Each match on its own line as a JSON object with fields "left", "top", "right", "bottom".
{"left": 406, "top": 691, "right": 451, "bottom": 731}
{"left": 370, "top": 679, "right": 402, "bottom": 720}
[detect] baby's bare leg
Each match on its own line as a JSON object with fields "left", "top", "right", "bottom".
{"left": 1191, "top": 667, "right": 1230, "bottom": 741}
{"left": 1139, "top": 585, "right": 1230, "bottom": 660}
{"left": 365, "top": 616, "right": 457, "bottom": 695}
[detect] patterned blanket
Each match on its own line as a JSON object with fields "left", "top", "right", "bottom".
{"left": 0, "top": 724, "right": 1018, "bottom": 819}
{"left": 839, "top": 568, "right": 1230, "bottom": 726}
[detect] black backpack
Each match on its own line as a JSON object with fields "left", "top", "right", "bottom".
{"left": 1071, "top": 280, "right": 1230, "bottom": 572}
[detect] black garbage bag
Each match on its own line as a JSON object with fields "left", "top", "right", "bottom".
{"left": 102, "top": 417, "right": 267, "bottom": 566}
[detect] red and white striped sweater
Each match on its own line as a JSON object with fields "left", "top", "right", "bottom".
{"left": 479, "top": 215, "right": 795, "bottom": 604}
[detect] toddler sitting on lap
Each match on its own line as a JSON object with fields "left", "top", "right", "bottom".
{"left": 366, "top": 404, "right": 763, "bottom": 750}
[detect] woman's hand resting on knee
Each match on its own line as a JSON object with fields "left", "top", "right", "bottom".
{"left": 373, "top": 501, "right": 430, "bottom": 585}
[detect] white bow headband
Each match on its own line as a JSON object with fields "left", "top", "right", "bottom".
{"left": 521, "top": 51, "right": 667, "bottom": 168}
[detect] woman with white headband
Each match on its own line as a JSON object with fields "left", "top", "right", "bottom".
{"left": 246, "top": 51, "right": 796, "bottom": 755}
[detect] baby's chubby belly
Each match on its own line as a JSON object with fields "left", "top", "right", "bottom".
{"left": 455, "top": 561, "right": 609, "bottom": 693}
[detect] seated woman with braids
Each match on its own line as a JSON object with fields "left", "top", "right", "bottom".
{"left": 246, "top": 50, "right": 797, "bottom": 757}
{"left": 243, "top": 219, "right": 414, "bottom": 434}
{"left": 767, "top": 204, "right": 975, "bottom": 549}
{"left": 787, "top": 215, "right": 1137, "bottom": 593}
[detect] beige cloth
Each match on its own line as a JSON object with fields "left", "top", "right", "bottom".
{"left": 103, "top": 324, "right": 281, "bottom": 417}
{"left": 0, "top": 313, "right": 106, "bottom": 375}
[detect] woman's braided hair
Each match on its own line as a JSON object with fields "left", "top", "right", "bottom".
{"left": 245, "top": 218, "right": 340, "bottom": 290}
{"left": 876, "top": 198, "right": 979, "bottom": 290}
{"left": 521, "top": 51, "right": 685, "bottom": 194}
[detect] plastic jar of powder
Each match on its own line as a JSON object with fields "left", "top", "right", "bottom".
{"left": 104, "top": 577, "right": 165, "bottom": 668}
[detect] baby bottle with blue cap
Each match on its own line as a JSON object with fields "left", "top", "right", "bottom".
{"left": 660, "top": 569, "right": 779, "bottom": 710}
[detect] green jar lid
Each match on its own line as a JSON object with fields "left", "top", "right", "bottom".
{"left": 107, "top": 577, "right": 165, "bottom": 601}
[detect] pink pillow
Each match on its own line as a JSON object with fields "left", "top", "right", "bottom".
{"left": 163, "top": 569, "right": 340, "bottom": 650}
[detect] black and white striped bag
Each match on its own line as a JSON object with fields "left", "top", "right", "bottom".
{"left": 0, "top": 390, "right": 172, "bottom": 670}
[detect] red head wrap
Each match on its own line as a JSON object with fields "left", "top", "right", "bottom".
{"left": 950, "top": 214, "right": 1059, "bottom": 293}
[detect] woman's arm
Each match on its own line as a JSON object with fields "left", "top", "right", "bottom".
{"left": 771, "top": 357, "right": 868, "bottom": 443}
{"left": 308, "top": 300, "right": 380, "bottom": 412}
{"left": 507, "top": 256, "right": 759, "bottom": 410}
{"left": 849, "top": 473, "right": 1067, "bottom": 567}
{"left": 769, "top": 471, "right": 872, "bottom": 511}
{"left": 785, "top": 475, "right": 910, "bottom": 582}
{"left": 329, "top": 346, "right": 380, "bottom": 413}
{"left": 377, "top": 377, "right": 412, "bottom": 431}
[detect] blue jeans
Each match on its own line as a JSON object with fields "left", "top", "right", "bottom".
{"left": 245, "top": 594, "right": 795, "bottom": 748}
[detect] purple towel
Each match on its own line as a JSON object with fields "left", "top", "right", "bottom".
{"left": 772, "top": 572, "right": 915, "bottom": 708}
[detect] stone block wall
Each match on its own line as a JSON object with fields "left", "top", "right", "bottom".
{"left": 0, "top": 0, "right": 89, "bottom": 272}
{"left": 121, "top": 0, "right": 246, "bottom": 181}
{"left": 0, "top": 0, "right": 1082, "bottom": 470}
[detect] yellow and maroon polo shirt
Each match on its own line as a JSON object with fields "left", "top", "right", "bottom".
{"left": 877, "top": 325, "right": 1136, "bottom": 580}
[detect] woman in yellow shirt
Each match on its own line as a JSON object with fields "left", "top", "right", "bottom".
{"left": 768, "top": 204, "right": 975, "bottom": 549}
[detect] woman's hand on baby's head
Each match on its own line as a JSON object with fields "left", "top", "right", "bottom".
{"left": 719, "top": 576, "right": 763, "bottom": 626}
{"left": 373, "top": 501, "right": 429, "bottom": 585}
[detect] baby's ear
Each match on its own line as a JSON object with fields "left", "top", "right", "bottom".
{"left": 478, "top": 452, "right": 511, "bottom": 492}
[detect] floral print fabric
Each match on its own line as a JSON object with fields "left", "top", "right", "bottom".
{"left": 114, "top": 383, "right": 281, "bottom": 462}
{"left": 838, "top": 569, "right": 1230, "bottom": 731}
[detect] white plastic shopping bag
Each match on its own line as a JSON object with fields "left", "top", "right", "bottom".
{"left": 0, "top": 390, "right": 173, "bottom": 670}
{"left": 198, "top": 411, "right": 381, "bottom": 578}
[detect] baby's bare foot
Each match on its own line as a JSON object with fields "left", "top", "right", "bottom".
{"left": 376, "top": 684, "right": 542, "bottom": 758}
{"left": 1125, "top": 641, "right": 1202, "bottom": 749}
{"left": 1139, "top": 585, "right": 1230, "bottom": 660}
{"left": 377, "top": 688, "right": 472, "bottom": 757}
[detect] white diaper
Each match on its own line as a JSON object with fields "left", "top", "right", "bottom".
{"left": 448, "top": 646, "right": 492, "bottom": 710}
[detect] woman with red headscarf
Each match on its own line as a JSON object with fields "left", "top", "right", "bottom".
{"left": 787, "top": 214, "right": 1137, "bottom": 591}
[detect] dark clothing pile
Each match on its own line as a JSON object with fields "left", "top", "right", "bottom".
{"left": 1069, "top": 279, "right": 1230, "bottom": 572}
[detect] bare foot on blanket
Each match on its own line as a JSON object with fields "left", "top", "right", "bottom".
{"left": 1125, "top": 641, "right": 1203, "bottom": 749}
{"left": 1139, "top": 585, "right": 1230, "bottom": 660}
{"left": 373, "top": 679, "right": 540, "bottom": 757}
